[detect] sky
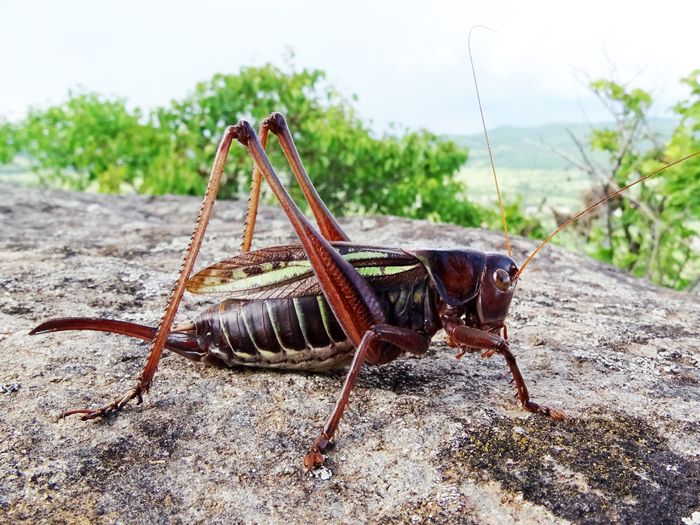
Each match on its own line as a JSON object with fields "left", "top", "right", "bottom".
{"left": 1, "top": 1, "right": 698, "bottom": 136}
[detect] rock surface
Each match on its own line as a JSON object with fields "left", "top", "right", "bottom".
{"left": 1, "top": 183, "right": 699, "bottom": 524}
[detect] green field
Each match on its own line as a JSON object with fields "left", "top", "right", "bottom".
{"left": 458, "top": 166, "right": 591, "bottom": 213}
{"left": 0, "top": 155, "right": 38, "bottom": 186}
{"left": 449, "top": 118, "right": 678, "bottom": 225}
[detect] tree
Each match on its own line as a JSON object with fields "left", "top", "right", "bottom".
{"left": 545, "top": 75, "right": 700, "bottom": 291}
{"left": 1, "top": 65, "right": 483, "bottom": 228}
{"left": 665, "top": 70, "right": 700, "bottom": 291}
{"left": 0, "top": 92, "right": 163, "bottom": 193}
{"left": 154, "top": 64, "right": 482, "bottom": 225}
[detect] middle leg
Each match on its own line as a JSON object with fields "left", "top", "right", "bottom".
{"left": 230, "top": 120, "right": 431, "bottom": 466}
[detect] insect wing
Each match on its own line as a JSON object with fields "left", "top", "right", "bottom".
{"left": 186, "top": 243, "right": 425, "bottom": 300}
{"left": 337, "top": 244, "right": 427, "bottom": 292}
{"left": 186, "top": 244, "right": 313, "bottom": 299}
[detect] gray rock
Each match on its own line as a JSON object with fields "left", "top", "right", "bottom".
{"left": 1, "top": 183, "right": 699, "bottom": 524}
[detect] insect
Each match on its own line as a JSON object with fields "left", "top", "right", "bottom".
{"left": 31, "top": 112, "right": 565, "bottom": 469}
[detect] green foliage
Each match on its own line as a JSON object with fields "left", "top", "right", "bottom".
{"left": 494, "top": 196, "right": 548, "bottom": 241}
{"left": 3, "top": 92, "right": 162, "bottom": 192}
{"left": 668, "top": 70, "right": 700, "bottom": 217}
{"left": 154, "top": 65, "right": 480, "bottom": 224}
{"left": 3, "top": 65, "right": 482, "bottom": 227}
{"left": 590, "top": 129, "right": 620, "bottom": 153}
{"left": 589, "top": 79, "right": 652, "bottom": 118}
{"left": 581, "top": 76, "right": 700, "bottom": 291}
{"left": 0, "top": 119, "right": 15, "bottom": 164}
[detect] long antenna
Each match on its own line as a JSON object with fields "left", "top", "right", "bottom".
{"left": 468, "top": 25, "right": 511, "bottom": 257}
{"left": 516, "top": 151, "right": 700, "bottom": 277}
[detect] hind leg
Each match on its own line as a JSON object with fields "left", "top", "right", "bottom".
{"left": 240, "top": 113, "right": 349, "bottom": 253}
{"left": 229, "top": 120, "right": 438, "bottom": 467}
{"left": 53, "top": 127, "right": 240, "bottom": 420}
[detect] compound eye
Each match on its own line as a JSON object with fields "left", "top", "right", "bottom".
{"left": 493, "top": 268, "right": 511, "bottom": 292}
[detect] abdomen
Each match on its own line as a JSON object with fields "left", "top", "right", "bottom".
{"left": 191, "top": 277, "right": 439, "bottom": 371}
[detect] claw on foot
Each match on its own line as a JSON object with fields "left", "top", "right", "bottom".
{"left": 56, "top": 383, "right": 146, "bottom": 423}
{"left": 304, "top": 448, "right": 324, "bottom": 471}
{"left": 524, "top": 400, "right": 570, "bottom": 421}
{"left": 304, "top": 433, "right": 330, "bottom": 471}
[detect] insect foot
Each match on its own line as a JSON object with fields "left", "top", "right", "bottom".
{"left": 304, "top": 434, "right": 330, "bottom": 471}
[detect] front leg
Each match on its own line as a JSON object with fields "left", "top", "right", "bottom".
{"left": 442, "top": 316, "right": 568, "bottom": 420}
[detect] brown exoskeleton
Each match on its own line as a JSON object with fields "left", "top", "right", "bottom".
{"left": 31, "top": 110, "right": 696, "bottom": 469}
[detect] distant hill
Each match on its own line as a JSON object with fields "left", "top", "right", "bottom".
{"left": 446, "top": 118, "right": 679, "bottom": 214}
{"left": 443, "top": 118, "right": 678, "bottom": 171}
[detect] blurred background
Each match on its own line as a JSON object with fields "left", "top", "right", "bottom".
{"left": 1, "top": 0, "right": 699, "bottom": 291}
